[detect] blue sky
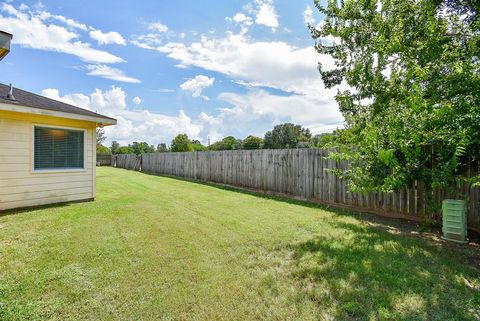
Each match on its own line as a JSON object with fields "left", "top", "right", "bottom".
{"left": 0, "top": 0, "right": 343, "bottom": 145}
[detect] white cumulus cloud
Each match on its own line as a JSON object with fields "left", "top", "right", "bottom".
{"left": 226, "top": 12, "right": 254, "bottom": 34}
{"left": 39, "top": 2, "right": 344, "bottom": 144}
{"left": 253, "top": 0, "right": 279, "bottom": 30}
{"left": 89, "top": 29, "right": 126, "bottom": 45}
{"left": 37, "top": 10, "right": 89, "bottom": 31}
{"left": 0, "top": 3, "right": 124, "bottom": 64}
{"left": 132, "top": 96, "right": 142, "bottom": 105}
{"left": 86, "top": 65, "right": 141, "bottom": 83}
{"left": 40, "top": 82, "right": 344, "bottom": 146}
{"left": 130, "top": 22, "right": 181, "bottom": 50}
{"left": 134, "top": 29, "right": 345, "bottom": 139}
{"left": 41, "top": 87, "right": 203, "bottom": 145}
{"left": 193, "top": 88, "right": 343, "bottom": 143}
{"left": 255, "top": 3, "right": 278, "bottom": 28}
{"left": 149, "top": 22, "right": 169, "bottom": 33}
{"left": 233, "top": 13, "right": 253, "bottom": 25}
{"left": 151, "top": 33, "right": 337, "bottom": 95}
{"left": 303, "top": 5, "right": 315, "bottom": 25}
{"left": 40, "top": 88, "right": 91, "bottom": 109}
{"left": 90, "top": 87, "right": 128, "bottom": 112}
{"left": 180, "top": 75, "right": 215, "bottom": 100}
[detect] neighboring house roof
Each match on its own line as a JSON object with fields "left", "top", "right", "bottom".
{"left": 0, "top": 83, "right": 116, "bottom": 126}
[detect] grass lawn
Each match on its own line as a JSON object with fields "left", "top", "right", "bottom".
{"left": 0, "top": 167, "right": 479, "bottom": 321}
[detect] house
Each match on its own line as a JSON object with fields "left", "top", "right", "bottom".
{"left": 0, "top": 83, "right": 116, "bottom": 211}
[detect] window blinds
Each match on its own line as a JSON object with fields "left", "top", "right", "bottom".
{"left": 34, "top": 127, "right": 84, "bottom": 170}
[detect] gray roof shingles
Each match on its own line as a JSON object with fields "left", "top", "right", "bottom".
{"left": 0, "top": 83, "right": 116, "bottom": 123}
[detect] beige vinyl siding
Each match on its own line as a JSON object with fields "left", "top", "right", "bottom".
{"left": 0, "top": 111, "right": 96, "bottom": 210}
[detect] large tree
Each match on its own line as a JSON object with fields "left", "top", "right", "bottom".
{"left": 191, "top": 139, "right": 208, "bottom": 151}
{"left": 111, "top": 141, "right": 120, "bottom": 155}
{"left": 96, "top": 128, "right": 110, "bottom": 154}
{"left": 209, "top": 136, "right": 243, "bottom": 151}
{"left": 310, "top": 132, "right": 336, "bottom": 149}
{"left": 157, "top": 143, "right": 169, "bottom": 153}
{"left": 171, "top": 134, "right": 194, "bottom": 152}
{"left": 116, "top": 146, "right": 134, "bottom": 154}
{"left": 243, "top": 135, "right": 264, "bottom": 150}
{"left": 263, "top": 123, "right": 312, "bottom": 149}
{"left": 311, "top": 0, "right": 479, "bottom": 192}
{"left": 130, "top": 142, "right": 156, "bottom": 155}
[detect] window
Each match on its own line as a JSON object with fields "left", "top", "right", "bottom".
{"left": 34, "top": 126, "right": 84, "bottom": 170}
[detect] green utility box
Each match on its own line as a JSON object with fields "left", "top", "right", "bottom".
{"left": 442, "top": 199, "right": 468, "bottom": 244}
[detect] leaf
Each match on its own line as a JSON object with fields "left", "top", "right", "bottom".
{"left": 378, "top": 149, "right": 396, "bottom": 166}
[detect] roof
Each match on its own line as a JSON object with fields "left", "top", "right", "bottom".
{"left": 0, "top": 83, "right": 116, "bottom": 125}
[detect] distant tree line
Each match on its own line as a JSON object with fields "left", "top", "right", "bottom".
{"left": 97, "top": 123, "right": 343, "bottom": 155}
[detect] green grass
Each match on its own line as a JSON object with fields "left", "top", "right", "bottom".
{"left": 1, "top": 167, "right": 479, "bottom": 321}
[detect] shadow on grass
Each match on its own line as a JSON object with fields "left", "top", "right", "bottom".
{"left": 138, "top": 171, "right": 480, "bottom": 273}
{"left": 282, "top": 220, "right": 480, "bottom": 320}
{"left": 140, "top": 171, "right": 480, "bottom": 242}
{"left": 0, "top": 199, "right": 92, "bottom": 218}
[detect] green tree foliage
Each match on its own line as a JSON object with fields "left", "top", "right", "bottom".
{"left": 311, "top": 0, "right": 479, "bottom": 193}
{"left": 111, "top": 141, "right": 155, "bottom": 155}
{"left": 310, "top": 133, "right": 334, "bottom": 149}
{"left": 130, "top": 142, "right": 156, "bottom": 155}
{"left": 192, "top": 143, "right": 208, "bottom": 151}
{"left": 209, "top": 136, "right": 243, "bottom": 151}
{"left": 96, "top": 128, "right": 106, "bottom": 145}
{"left": 263, "top": 123, "right": 312, "bottom": 149}
{"left": 297, "top": 141, "right": 313, "bottom": 149}
{"left": 117, "top": 146, "right": 134, "bottom": 154}
{"left": 96, "top": 128, "right": 110, "bottom": 154}
{"left": 111, "top": 141, "right": 120, "bottom": 155}
{"left": 189, "top": 139, "right": 208, "bottom": 151}
{"left": 171, "top": 134, "right": 194, "bottom": 152}
{"left": 310, "top": 130, "right": 346, "bottom": 149}
{"left": 96, "top": 145, "right": 110, "bottom": 154}
{"left": 157, "top": 143, "right": 169, "bottom": 153}
{"left": 243, "top": 135, "right": 264, "bottom": 150}
{"left": 208, "top": 141, "right": 223, "bottom": 151}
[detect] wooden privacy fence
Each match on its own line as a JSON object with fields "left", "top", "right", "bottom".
{"left": 113, "top": 154, "right": 142, "bottom": 171}
{"left": 112, "top": 150, "right": 480, "bottom": 232}
{"left": 96, "top": 154, "right": 112, "bottom": 166}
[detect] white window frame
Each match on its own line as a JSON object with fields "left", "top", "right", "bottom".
{"left": 31, "top": 124, "right": 88, "bottom": 173}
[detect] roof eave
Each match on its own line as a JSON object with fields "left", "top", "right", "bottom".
{"left": 0, "top": 102, "right": 117, "bottom": 126}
